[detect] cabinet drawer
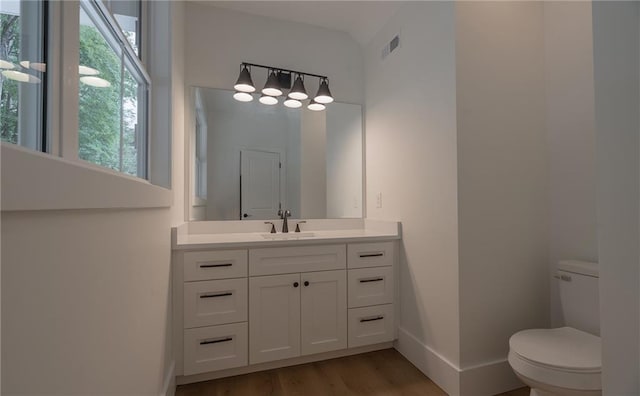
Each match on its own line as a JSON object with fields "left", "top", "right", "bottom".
{"left": 348, "top": 304, "right": 394, "bottom": 348}
{"left": 184, "top": 250, "right": 247, "bottom": 281}
{"left": 183, "top": 322, "right": 248, "bottom": 375}
{"left": 184, "top": 278, "right": 248, "bottom": 328}
{"left": 347, "top": 242, "right": 395, "bottom": 269}
{"left": 249, "top": 245, "right": 346, "bottom": 276}
{"left": 348, "top": 267, "right": 393, "bottom": 308}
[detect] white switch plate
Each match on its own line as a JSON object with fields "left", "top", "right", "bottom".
{"left": 376, "top": 192, "right": 383, "bottom": 208}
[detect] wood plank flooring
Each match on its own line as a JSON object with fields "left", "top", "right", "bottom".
{"left": 176, "top": 349, "right": 530, "bottom": 396}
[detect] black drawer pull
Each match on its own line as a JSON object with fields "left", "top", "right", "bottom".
{"left": 360, "top": 278, "right": 384, "bottom": 283}
{"left": 360, "top": 316, "right": 384, "bottom": 323}
{"left": 199, "top": 263, "right": 233, "bottom": 268}
{"left": 200, "top": 292, "right": 233, "bottom": 299}
{"left": 200, "top": 337, "right": 233, "bottom": 345}
{"left": 359, "top": 253, "right": 384, "bottom": 258}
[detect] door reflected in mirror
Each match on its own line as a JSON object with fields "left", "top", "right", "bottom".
{"left": 189, "top": 87, "right": 363, "bottom": 221}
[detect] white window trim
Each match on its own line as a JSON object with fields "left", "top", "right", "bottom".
{"left": 1, "top": 143, "right": 171, "bottom": 211}
{"left": 0, "top": 0, "right": 173, "bottom": 211}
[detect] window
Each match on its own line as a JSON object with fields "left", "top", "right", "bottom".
{"left": 0, "top": 0, "right": 47, "bottom": 151}
{"left": 108, "top": 0, "right": 142, "bottom": 57}
{"left": 1, "top": 0, "right": 151, "bottom": 180}
{"left": 78, "top": 0, "right": 148, "bottom": 178}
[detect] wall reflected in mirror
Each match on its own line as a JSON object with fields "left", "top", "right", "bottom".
{"left": 189, "top": 87, "right": 363, "bottom": 221}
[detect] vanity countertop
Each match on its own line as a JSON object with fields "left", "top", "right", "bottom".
{"left": 172, "top": 219, "right": 401, "bottom": 250}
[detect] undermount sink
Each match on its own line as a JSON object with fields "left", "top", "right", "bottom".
{"left": 261, "top": 232, "right": 315, "bottom": 240}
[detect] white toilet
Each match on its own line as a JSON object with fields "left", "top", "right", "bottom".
{"left": 508, "top": 260, "right": 601, "bottom": 396}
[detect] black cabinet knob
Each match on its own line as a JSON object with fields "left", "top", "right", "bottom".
{"left": 293, "top": 282, "right": 299, "bottom": 288}
{"left": 243, "top": 213, "right": 249, "bottom": 218}
{"left": 304, "top": 281, "right": 309, "bottom": 287}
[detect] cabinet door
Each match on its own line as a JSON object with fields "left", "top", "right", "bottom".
{"left": 301, "top": 270, "right": 347, "bottom": 355}
{"left": 249, "top": 273, "right": 301, "bottom": 364}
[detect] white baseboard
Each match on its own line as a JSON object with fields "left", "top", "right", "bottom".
{"left": 161, "top": 360, "right": 176, "bottom": 396}
{"left": 459, "top": 358, "right": 524, "bottom": 396}
{"left": 395, "top": 327, "right": 461, "bottom": 395}
{"left": 395, "top": 327, "right": 524, "bottom": 396}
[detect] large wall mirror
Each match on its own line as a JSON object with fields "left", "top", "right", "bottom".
{"left": 188, "top": 87, "right": 364, "bottom": 221}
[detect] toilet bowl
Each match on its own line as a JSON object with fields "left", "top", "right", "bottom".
{"left": 509, "top": 327, "right": 601, "bottom": 396}
{"left": 508, "top": 260, "right": 601, "bottom": 396}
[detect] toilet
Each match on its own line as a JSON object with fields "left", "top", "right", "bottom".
{"left": 508, "top": 260, "right": 601, "bottom": 396}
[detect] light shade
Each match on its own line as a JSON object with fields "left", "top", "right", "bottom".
{"left": 233, "top": 91, "right": 253, "bottom": 102}
{"left": 234, "top": 65, "right": 255, "bottom": 93}
{"left": 0, "top": 59, "right": 15, "bottom": 69}
{"left": 307, "top": 99, "right": 325, "bottom": 111}
{"left": 20, "top": 61, "right": 46, "bottom": 72}
{"left": 79, "top": 65, "right": 99, "bottom": 75}
{"left": 288, "top": 75, "right": 308, "bottom": 100}
{"left": 284, "top": 98, "right": 302, "bottom": 108}
{"left": 262, "top": 70, "right": 283, "bottom": 97}
{"left": 2, "top": 70, "right": 41, "bottom": 83}
{"left": 314, "top": 78, "right": 334, "bottom": 104}
{"left": 80, "top": 76, "right": 111, "bottom": 87}
{"left": 259, "top": 94, "right": 278, "bottom": 105}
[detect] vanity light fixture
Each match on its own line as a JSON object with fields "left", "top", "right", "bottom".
{"left": 259, "top": 94, "right": 278, "bottom": 105}
{"left": 234, "top": 64, "right": 256, "bottom": 93}
{"left": 262, "top": 69, "right": 283, "bottom": 97}
{"left": 284, "top": 98, "right": 302, "bottom": 108}
{"left": 288, "top": 74, "right": 308, "bottom": 100}
{"left": 307, "top": 99, "right": 326, "bottom": 111}
{"left": 314, "top": 78, "right": 334, "bottom": 104}
{"left": 233, "top": 91, "right": 253, "bottom": 102}
{"left": 232, "top": 62, "right": 333, "bottom": 110}
{"left": 0, "top": 59, "right": 15, "bottom": 69}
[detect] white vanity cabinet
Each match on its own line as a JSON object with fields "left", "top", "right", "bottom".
{"left": 173, "top": 237, "right": 398, "bottom": 384}
{"left": 249, "top": 269, "right": 347, "bottom": 364}
{"left": 248, "top": 245, "right": 347, "bottom": 364}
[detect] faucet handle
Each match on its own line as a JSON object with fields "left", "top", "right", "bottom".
{"left": 264, "top": 222, "right": 276, "bottom": 234}
{"left": 285, "top": 210, "right": 291, "bottom": 217}
{"left": 295, "top": 220, "right": 306, "bottom": 233}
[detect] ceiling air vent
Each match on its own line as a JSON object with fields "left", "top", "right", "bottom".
{"left": 381, "top": 34, "right": 401, "bottom": 60}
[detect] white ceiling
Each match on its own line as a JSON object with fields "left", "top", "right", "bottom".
{"left": 200, "top": 1, "right": 404, "bottom": 46}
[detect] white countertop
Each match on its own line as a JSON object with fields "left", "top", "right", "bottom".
{"left": 172, "top": 219, "right": 401, "bottom": 250}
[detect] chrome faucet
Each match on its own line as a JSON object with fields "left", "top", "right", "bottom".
{"left": 278, "top": 209, "right": 292, "bottom": 233}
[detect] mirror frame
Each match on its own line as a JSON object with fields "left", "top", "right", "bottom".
{"left": 183, "top": 85, "right": 367, "bottom": 222}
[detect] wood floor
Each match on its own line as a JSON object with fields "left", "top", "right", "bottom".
{"left": 176, "top": 349, "right": 530, "bottom": 396}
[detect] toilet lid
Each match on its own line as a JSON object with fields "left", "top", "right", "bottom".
{"left": 510, "top": 327, "right": 601, "bottom": 372}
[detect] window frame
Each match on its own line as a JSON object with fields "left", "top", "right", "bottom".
{"left": 1, "top": 0, "right": 172, "bottom": 211}
{"left": 77, "top": 0, "right": 151, "bottom": 179}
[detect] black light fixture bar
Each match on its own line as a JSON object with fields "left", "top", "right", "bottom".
{"left": 241, "top": 62, "right": 328, "bottom": 81}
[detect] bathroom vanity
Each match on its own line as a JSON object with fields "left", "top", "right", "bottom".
{"left": 171, "top": 219, "right": 400, "bottom": 384}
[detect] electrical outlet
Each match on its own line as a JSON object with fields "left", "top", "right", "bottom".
{"left": 376, "top": 192, "right": 383, "bottom": 208}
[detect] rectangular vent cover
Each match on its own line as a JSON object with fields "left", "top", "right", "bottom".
{"left": 382, "top": 34, "right": 401, "bottom": 60}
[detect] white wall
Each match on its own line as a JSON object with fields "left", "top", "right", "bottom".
{"left": 592, "top": 2, "right": 640, "bottom": 394}
{"left": 456, "top": 3, "right": 549, "bottom": 390}
{"left": 364, "top": 3, "right": 461, "bottom": 393}
{"left": 184, "top": 3, "right": 363, "bottom": 104}
{"left": 326, "top": 103, "right": 363, "bottom": 218}
{"left": 1, "top": 209, "right": 172, "bottom": 394}
{"left": 543, "top": 2, "right": 598, "bottom": 328}
{"left": 1, "top": 3, "right": 183, "bottom": 395}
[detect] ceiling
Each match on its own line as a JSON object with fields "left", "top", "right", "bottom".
{"left": 200, "top": 1, "right": 404, "bottom": 46}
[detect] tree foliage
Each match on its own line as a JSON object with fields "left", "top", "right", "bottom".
{"left": 0, "top": 14, "right": 20, "bottom": 144}
{"left": 1, "top": 11, "right": 141, "bottom": 176}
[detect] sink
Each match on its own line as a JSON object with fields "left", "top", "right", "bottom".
{"left": 261, "top": 232, "right": 315, "bottom": 240}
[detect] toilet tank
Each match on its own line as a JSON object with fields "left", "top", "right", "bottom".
{"left": 557, "top": 260, "right": 600, "bottom": 336}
